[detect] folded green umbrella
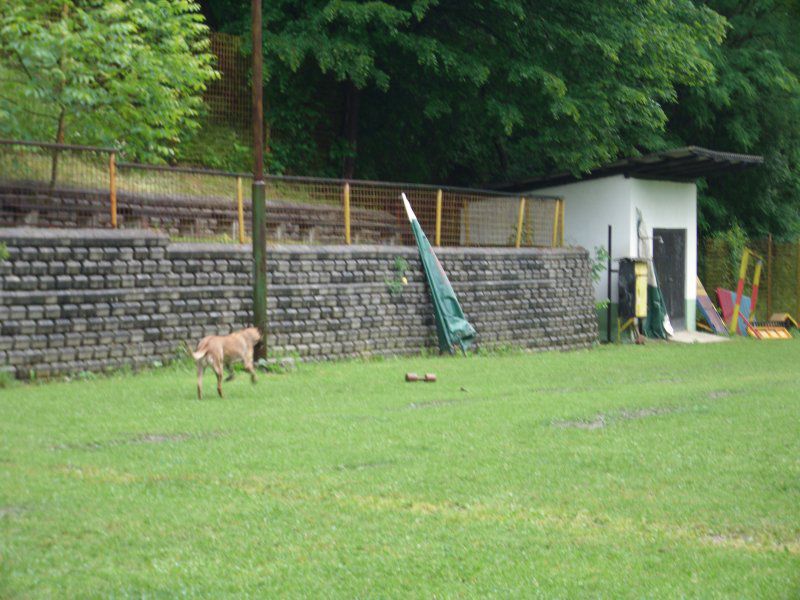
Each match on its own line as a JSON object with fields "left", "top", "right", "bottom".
{"left": 636, "top": 209, "right": 673, "bottom": 339}
{"left": 401, "top": 193, "right": 476, "bottom": 354}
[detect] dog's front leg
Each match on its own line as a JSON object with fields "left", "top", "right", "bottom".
{"left": 245, "top": 351, "right": 257, "bottom": 384}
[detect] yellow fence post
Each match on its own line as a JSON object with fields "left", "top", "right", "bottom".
{"left": 525, "top": 200, "right": 533, "bottom": 247}
{"left": 551, "top": 199, "right": 560, "bottom": 247}
{"left": 729, "top": 250, "right": 751, "bottom": 334}
{"left": 343, "top": 182, "right": 351, "bottom": 244}
{"left": 236, "top": 176, "right": 245, "bottom": 244}
{"left": 109, "top": 151, "right": 117, "bottom": 228}
{"left": 515, "top": 197, "right": 526, "bottom": 248}
{"left": 435, "top": 189, "right": 443, "bottom": 246}
{"left": 559, "top": 198, "right": 565, "bottom": 246}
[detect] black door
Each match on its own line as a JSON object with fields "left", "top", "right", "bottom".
{"left": 652, "top": 228, "right": 686, "bottom": 328}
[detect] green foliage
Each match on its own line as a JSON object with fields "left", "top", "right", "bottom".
{"left": 0, "top": 242, "right": 8, "bottom": 261}
{"left": 0, "top": 0, "right": 218, "bottom": 162}
{"left": 590, "top": 246, "right": 610, "bottom": 285}
{"left": 705, "top": 222, "right": 750, "bottom": 290}
{"left": 393, "top": 256, "right": 409, "bottom": 274}
{"left": 173, "top": 120, "right": 251, "bottom": 172}
{"left": 1, "top": 343, "right": 799, "bottom": 595}
{"left": 195, "top": 0, "right": 796, "bottom": 239}
{"left": 0, "top": 369, "right": 14, "bottom": 389}
{"left": 385, "top": 255, "right": 409, "bottom": 295}
{"left": 590, "top": 245, "right": 611, "bottom": 310}
{"left": 204, "top": 0, "right": 725, "bottom": 182}
{"left": 666, "top": 0, "right": 800, "bottom": 238}
{"left": 76, "top": 370, "right": 96, "bottom": 382}
{"left": 2, "top": 0, "right": 796, "bottom": 240}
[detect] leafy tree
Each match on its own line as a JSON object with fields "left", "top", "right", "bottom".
{"left": 0, "top": 0, "right": 218, "bottom": 162}
{"left": 666, "top": 0, "right": 800, "bottom": 238}
{"left": 358, "top": 0, "right": 726, "bottom": 183}
{"left": 199, "top": 0, "right": 725, "bottom": 183}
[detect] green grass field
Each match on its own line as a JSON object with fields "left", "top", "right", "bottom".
{"left": 1, "top": 341, "right": 798, "bottom": 597}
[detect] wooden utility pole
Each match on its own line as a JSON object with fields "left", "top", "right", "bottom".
{"left": 251, "top": 0, "right": 267, "bottom": 359}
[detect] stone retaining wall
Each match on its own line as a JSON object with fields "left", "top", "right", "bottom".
{"left": 0, "top": 228, "right": 597, "bottom": 378}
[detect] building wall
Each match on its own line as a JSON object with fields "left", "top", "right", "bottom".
{"left": 0, "top": 228, "right": 597, "bottom": 379}
{"left": 628, "top": 178, "right": 697, "bottom": 330}
{"left": 533, "top": 176, "right": 698, "bottom": 337}
{"left": 532, "top": 175, "right": 634, "bottom": 304}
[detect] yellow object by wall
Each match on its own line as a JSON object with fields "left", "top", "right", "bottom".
{"left": 635, "top": 261, "right": 648, "bottom": 318}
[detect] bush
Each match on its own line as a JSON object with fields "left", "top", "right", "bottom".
{"left": 174, "top": 121, "right": 252, "bottom": 172}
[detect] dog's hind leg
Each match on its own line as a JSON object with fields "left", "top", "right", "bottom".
{"left": 225, "top": 364, "right": 236, "bottom": 382}
{"left": 196, "top": 361, "right": 204, "bottom": 400}
{"left": 213, "top": 361, "right": 224, "bottom": 398}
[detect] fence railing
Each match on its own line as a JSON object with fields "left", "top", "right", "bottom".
{"left": 701, "top": 236, "right": 800, "bottom": 321}
{"left": 0, "top": 139, "right": 565, "bottom": 247}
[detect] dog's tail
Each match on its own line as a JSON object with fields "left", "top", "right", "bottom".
{"left": 192, "top": 338, "right": 210, "bottom": 361}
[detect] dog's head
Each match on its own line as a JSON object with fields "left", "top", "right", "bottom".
{"left": 242, "top": 327, "right": 262, "bottom": 346}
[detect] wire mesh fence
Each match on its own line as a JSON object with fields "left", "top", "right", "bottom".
{"left": 701, "top": 236, "right": 800, "bottom": 321}
{"left": 205, "top": 32, "right": 251, "bottom": 134}
{"left": 116, "top": 163, "right": 249, "bottom": 243}
{"left": 0, "top": 139, "right": 565, "bottom": 248}
{"left": 0, "top": 140, "right": 114, "bottom": 229}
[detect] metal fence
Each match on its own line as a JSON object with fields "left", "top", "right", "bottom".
{"left": 701, "top": 236, "right": 800, "bottom": 321}
{"left": 205, "top": 32, "right": 251, "bottom": 134}
{"left": 0, "top": 139, "right": 565, "bottom": 247}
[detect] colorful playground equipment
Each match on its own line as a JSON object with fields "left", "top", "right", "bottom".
{"left": 713, "top": 248, "right": 793, "bottom": 340}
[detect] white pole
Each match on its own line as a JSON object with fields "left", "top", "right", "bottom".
{"left": 400, "top": 193, "right": 417, "bottom": 222}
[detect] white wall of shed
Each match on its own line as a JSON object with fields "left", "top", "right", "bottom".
{"left": 532, "top": 175, "right": 634, "bottom": 304}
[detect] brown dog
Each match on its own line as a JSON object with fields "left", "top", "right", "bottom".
{"left": 192, "top": 327, "right": 261, "bottom": 399}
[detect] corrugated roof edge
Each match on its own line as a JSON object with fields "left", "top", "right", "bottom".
{"left": 490, "top": 146, "right": 764, "bottom": 192}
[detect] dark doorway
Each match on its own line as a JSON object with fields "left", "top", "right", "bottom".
{"left": 652, "top": 228, "right": 686, "bottom": 329}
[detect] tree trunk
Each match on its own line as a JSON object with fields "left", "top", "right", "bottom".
{"left": 49, "top": 3, "right": 69, "bottom": 191}
{"left": 494, "top": 138, "right": 509, "bottom": 176}
{"left": 341, "top": 81, "right": 360, "bottom": 180}
{"left": 49, "top": 108, "right": 66, "bottom": 190}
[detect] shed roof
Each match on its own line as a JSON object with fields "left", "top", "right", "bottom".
{"left": 493, "top": 146, "right": 764, "bottom": 192}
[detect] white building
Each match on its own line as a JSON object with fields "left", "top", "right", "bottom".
{"left": 495, "top": 147, "right": 763, "bottom": 340}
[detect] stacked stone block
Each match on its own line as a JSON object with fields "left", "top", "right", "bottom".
{"left": 0, "top": 228, "right": 597, "bottom": 378}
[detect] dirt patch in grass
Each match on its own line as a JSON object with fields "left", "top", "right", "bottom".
{"left": 134, "top": 433, "right": 194, "bottom": 444}
{"left": 618, "top": 407, "right": 677, "bottom": 420}
{"left": 407, "top": 398, "right": 466, "bottom": 410}
{"left": 553, "top": 415, "right": 608, "bottom": 430}
{"left": 703, "top": 532, "right": 800, "bottom": 554}
{"left": 707, "top": 533, "right": 754, "bottom": 546}
{"left": 553, "top": 406, "right": 679, "bottom": 430}
{"left": 336, "top": 460, "right": 396, "bottom": 472}
{"left": 52, "top": 431, "right": 224, "bottom": 451}
{"left": 707, "top": 390, "right": 732, "bottom": 400}
{"left": 0, "top": 506, "right": 25, "bottom": 519}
